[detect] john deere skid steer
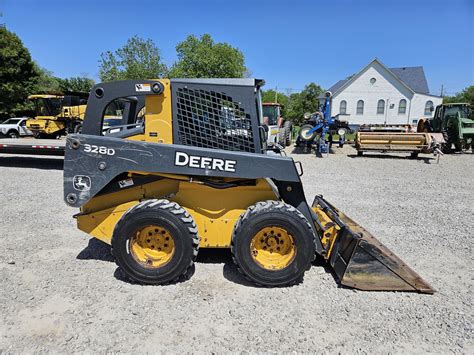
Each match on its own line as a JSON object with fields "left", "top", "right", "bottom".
{"left": 63, "top": 78, "right": 434, "bottom": 292}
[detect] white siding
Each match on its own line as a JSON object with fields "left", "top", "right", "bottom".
{"left": 409, "top": 94, "right": 443, "bottom": 124}
{"left": 330, "top": 61, "right": 442, "bottom": 126}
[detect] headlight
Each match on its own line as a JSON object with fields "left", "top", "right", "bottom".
{"left": 338, "top": 128, "right": 346, "bottom": 136}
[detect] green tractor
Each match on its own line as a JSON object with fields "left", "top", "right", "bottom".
{"left": 418, "top": 103, "right": 474, "bottom": 153}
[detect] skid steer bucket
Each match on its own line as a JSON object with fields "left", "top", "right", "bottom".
{"left": 312, "top": 196, "right": 435, "bottom": 293}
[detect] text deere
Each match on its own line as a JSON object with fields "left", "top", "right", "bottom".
{"left": 174, "top": 152, "right": 236, "bottom": 172}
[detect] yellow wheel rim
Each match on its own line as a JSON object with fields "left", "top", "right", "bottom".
{"left": 250, "top": 226, "right": 296, "bottom": 270}
{"left": 130, "top": 225, "right": 175, "bottom": 268}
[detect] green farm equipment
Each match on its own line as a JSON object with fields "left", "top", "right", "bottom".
{"left": 418, "top": 103, "right": 474, "bottom": 153}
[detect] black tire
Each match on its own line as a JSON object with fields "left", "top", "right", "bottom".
{"left": 283, "top": 120, "right": 292, "bottom": 146}
{"left": 299, "top": 124, "right": 317, "bottom": 142}
{"left": 112, "top": 199, "right": 199, "bottom": 284}
{"left": 7, "top": 130, "right": 19, "bottom": 138}
{"left": 231, "top": 200, "right": 315, "bottom": 287}
{"left": 441, "top": 127, "right": 456, "bottom": 154}
{"left": 74, "top": 123, "right": 82, "bottom": 134}
{"left": 278, "top": 128, "right": 286, "bottom": 146}
{"left": 357, "top": 150, "right": 363, "bottom": 156}
{"left": 410, "top": 152, "right": 419, "bottom": 159}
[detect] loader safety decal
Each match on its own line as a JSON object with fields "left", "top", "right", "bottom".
{"left": 135, "top": 83, "right": 151, "bottom": 92}
{"left": 174, "top": 151, "right": 237, "bottom": 172}
{"left": 118, "top": 178, "right": 134, "bottom": 188}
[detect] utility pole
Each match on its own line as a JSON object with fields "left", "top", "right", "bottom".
{"left": 275, "top": 86, "right": 278, "bottom": 103}
{"left": 440, "top": 85, "right": 444, "bottom": 97}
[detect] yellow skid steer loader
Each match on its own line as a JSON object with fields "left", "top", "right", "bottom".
{"left": 63, "top": 79, "right": 434, "bottom": 292}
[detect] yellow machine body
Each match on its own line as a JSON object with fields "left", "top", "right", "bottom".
{"left": 75, "top": 80, "right": 281, "bottom": 249}
{"left": 26, "top": 94, "right": 87, "bottom": 136}
{"left": 67, "top": 78, "right": 434, "bottom": 293}
{"left": 77, "top": 176, "right": 277, "bottom": 248}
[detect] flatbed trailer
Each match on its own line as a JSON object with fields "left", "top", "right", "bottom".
{"left": 0, "top": 138, "right": 65, "bottom": 156}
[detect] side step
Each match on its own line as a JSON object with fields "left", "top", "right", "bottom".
{"left": 312, "top": 196, "right": 435, "bottom": 293}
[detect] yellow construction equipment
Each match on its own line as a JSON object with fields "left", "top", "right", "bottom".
{"left": 26, "top": 93, "right": 88, "bottom": 138}
{"left": 62, "top": 79, "right": 434, "bottom": 292}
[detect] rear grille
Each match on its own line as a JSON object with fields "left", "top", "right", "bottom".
{"left": 174, "top": 87, "right": 256, "bottom": 153}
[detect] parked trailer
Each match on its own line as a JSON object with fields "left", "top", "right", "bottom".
{"left": 355, "top": 132, "right": 443, "bottom": 158}
{"left": 0, "top": 139, "right": 65, "bottom": 156}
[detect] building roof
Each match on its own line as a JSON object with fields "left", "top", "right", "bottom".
{"left": 327, "top": 79, "right": 349, "bottom": 94}
{"left": 325, "top": 59, "right": 432, "bottom": 97}
{"left": 389, "top": 66, "right": 429, "bottom": 94}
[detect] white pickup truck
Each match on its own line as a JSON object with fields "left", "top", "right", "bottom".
{"left": 0, "top": 118, "right": 33, "bottom": 138}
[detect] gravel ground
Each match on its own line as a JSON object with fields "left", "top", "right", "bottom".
{"left": 0, "top": 145, "right": 472, "bottom": 353}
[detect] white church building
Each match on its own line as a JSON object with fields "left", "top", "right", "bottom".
{"left": 326, "top": 58, "right": 442, "bottom": 126}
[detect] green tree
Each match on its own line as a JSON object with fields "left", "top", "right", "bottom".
{"left": 443, "top": 86, "right": 474, "bottom": 106}
{"left": 99, "top": 35, "right": 167, "bottom": 82}
{"left": 286, "top": 83, "right": 324, "bottom": 125}
{"left": 35, "top": 66, "right": 61, "bottom": 92}
{"left": 261, "top": 89, "right": 289, "bottom": 106}
{"left": 168, "top": 34, "right": 248, "bottom": 78}
{"left": 0, "top": 26, "right": 40, "bottom": 118}
{"left": 58, "top": 77, "right": 95, "bottom": 92}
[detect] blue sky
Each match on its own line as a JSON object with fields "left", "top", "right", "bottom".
{"left": 1, "top": 0, "right": 473, "bottom": 95}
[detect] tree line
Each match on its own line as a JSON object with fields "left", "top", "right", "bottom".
{"left": 0, "top": 24, "right": 324, "bottom": 122}
{"left": 1, "top": 23, "right": 471, "bottom": 122}
{"left": 443, "top": 87, "right": 474, "bottom": 106}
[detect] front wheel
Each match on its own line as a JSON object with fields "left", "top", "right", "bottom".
{"left": 112, "top": 199, "right": 199, "bottom": 284}
{"left": 74, "top": 123, "right": 82, "bottom": 134}
{"left": 299, "top": 124, "right": 317, "bottom": 142}
{"left": 231, "top": 200, "right": 315, "bottom": 287}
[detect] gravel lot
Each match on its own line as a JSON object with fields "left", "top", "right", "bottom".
{"left": 0, "top": 145, "right": 472, "bottom": 353}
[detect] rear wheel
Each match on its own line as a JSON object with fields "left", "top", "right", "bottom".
{"left": 357, "top": 150, "right": 363, "bottom": 156}
{"left": 284, "top": 120, "right": 292, "bottom": 146}
{"left": 278, "top": 128, "right": 286, "bottom": 146}
{"left": 112, "top": 199, "right": 199, "bottom": 284}
{"left": 441, "top": 127, "right": 455, "bottom": 153}
{"left": 7, "top": 130, "right": 19, "bottom": 138}
{"left": 231, "top": 200, "right": 315, "bottom": 287}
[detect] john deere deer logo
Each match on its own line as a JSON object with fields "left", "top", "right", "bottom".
{"left": 73, "top": 175, "right": 91, "bottom": 191}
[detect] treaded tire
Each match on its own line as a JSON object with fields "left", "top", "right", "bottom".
{"left": 112, "top": 199, "right": 199, "bottom": 284}
{"left": 283, "top": 120, "right": 292, "bottom": 146}
{"left": 74, "top": 124, "right": 83, "bottom": 134}
{"left": 231, "top": 200, "right": 316, "bottom": 287}
{"left": 278, "top": 128, "right": 286, "bottom": 146}
{"left": 441, "top": 127, "right": 454, "bottom": 154}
